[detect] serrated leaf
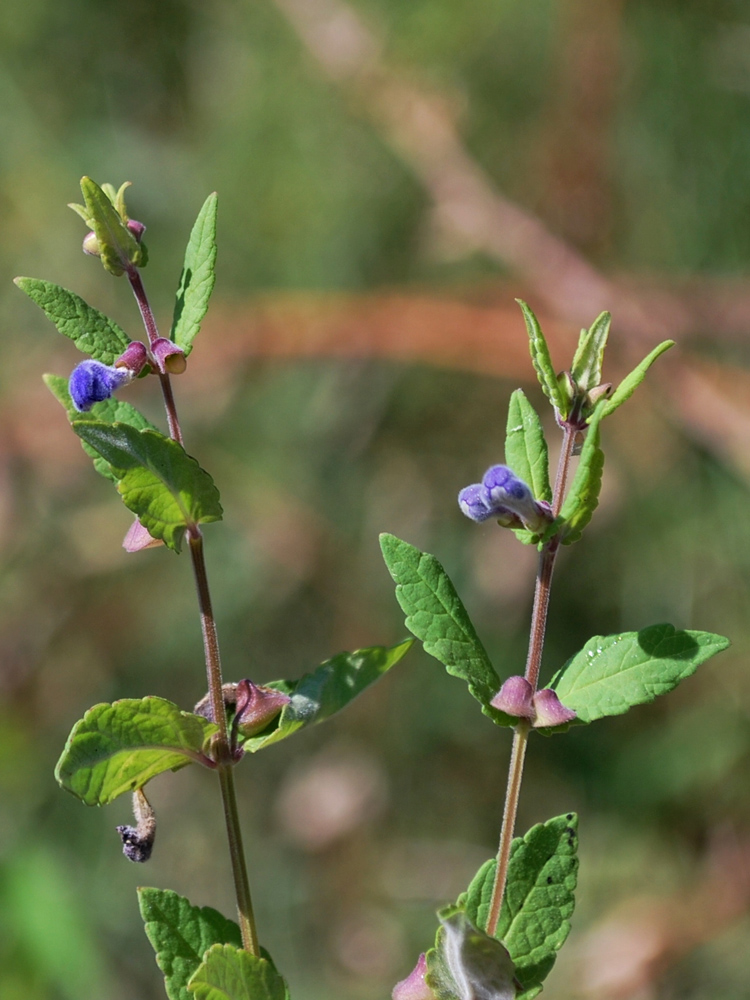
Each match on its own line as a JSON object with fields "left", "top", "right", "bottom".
{"left": 171, "top": 193, "right": 218, "bottom": 356}
{"left": 15, "top": 277, "right": 131, "bottom": 364}
{"left": 516, "top": 301, "right": 566, "bottom": 417}
{"left": 505, "top": 390, "right": 551, "bottom": 503}
{"left": 594, "top": 340, "right": 674, "bottom": 421}
{"left": 553, "top": 412, "right": 604, "bottom": 546}
{"left": 461, "top": 814, "right": 579, "bottom": 999}
{"left": 55, "top": 697, "right": 217, "bottom": 806}
{"left": 550, "top": 624, "right": 730, "bottom": 724}
{"left": 188, "top": 944, "right": 289, "bottom": 1000}
{"left": 72, "top": 421, "right": 223, "bottom": 551}
{"left": 571, "top": 313, "right": 611, "bottom": 391}
{"left": 80, "top": 176, "right": 144, "bottom": 275}
{"left": 380, "top": 534, "right": 507, "bottom": 725}
{"left": 138, "top": 888, "right": 242, "bottom": 1000}
{"left": 425, "top": 909, "right": 516, "bottom": 1000}
{"left": 240, "top": 640, "right": 412, "bottom": 752}
{"left": 44, "top": 373, "right": 158, "bottom": 481}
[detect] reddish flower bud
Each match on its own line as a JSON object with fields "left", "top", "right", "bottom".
{"left": 532, "top": 689, "right": 577, "bottom": 728}
{"left": 491, "top": 675, "right": 535, "bottom": 719}
{"left": 234, "top": 679, "right": 291, "bottom": 737}
{"left": 151, "top": 337, "right": 187, "bottom": 375}
{"left": 127, "top": 219, "right": 146, "bottom": 242}
{"left": 392, "top": 954, "right": 433, "bottom": 1000}
{"left": 114, "top": 340, "right": 149, "bottom": 376}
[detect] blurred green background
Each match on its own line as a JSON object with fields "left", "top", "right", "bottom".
{"left": 2, "top": 1, "right": 750, "bottom": 998}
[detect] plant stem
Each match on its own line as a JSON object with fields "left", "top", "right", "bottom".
{"left": 129, "top": 269, "right": 260, "bottom": 955}
{"left": 218, "top": 763, "right": 261, "bottom": 955}
{"left": 484, "top": 422, "right": 578, "bottom": 938}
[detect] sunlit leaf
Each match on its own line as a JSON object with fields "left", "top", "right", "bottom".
{"left": 55, "top": 697, "right": 216, "bottom": 806}
{"left": 550, "top": 624, "right": 730, "bottom": 724}
{"left": 171, "top": 193, "right": 218, "bottom": 356}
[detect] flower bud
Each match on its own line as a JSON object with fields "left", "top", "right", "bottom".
{"left": 69, "top": 359, "right": 134, "bottom": 412}
{"left": 482, "top": 465, "right": 552, "bottom": 534}
{"left": 392, "top": 954, "right": 434, "bottom": 1000}
{"left": 127, "top": 219, "right": 146, "bottom": 242}
{"left": 151, "top": 337, "right": 187, "bottom": 375}
{"left": 458, "top": 483, "right": 495, "bottom": 522}
{"left": 234, "top": 679, "right": 291, "bottom": 737}
{"left": 82, "top": 231, "right": 100, "bottom": 257}
{"left": 114, "top": 340, "right": 149, "bottom": 377}
{"left": 532, "top": 689, "right": 577, "bottom": 728}
{"left": 490, "top": 675, "right": 535, "bottom": 719}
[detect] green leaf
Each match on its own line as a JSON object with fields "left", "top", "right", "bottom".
{"left": 571, "top": 312, "right": 611, "bottom": 391}
{"left": 138, "top": 888, "right": 242, "bottom": 1000}
{"left": 553, "top": 411, "right": 604, "bottom": 546}
{"left": 594, "top": 340, "right": 674, "bottom": 421}
{"left": 55, "top": 697, "right": 217, "bottom": 806}
{"left": 44, "top": 373, "right": 158, "bottom": 482}
{"left": 505, "top": 390, "right": 551, "bottom": 503}
{"left": 240, "top": 640, "right": 412, "bottom": 752}
{"left": 516, "top": 300, "right": 566, "bottom": 417}
{"left": 425, "top": 909, "right": 516, "bottom": 1000}
{"left": 550, "top": 624, "right": 730, "bottom": 724}
{"left": 80, "top": 176, "right": 144, "bottom": 275}
{"left": 461, "top": 814, "right": 579, "bottom": 999}
{"left": 72, "top": 421, "right": 223, "bottom": 551}
{"left": 171, "top": 193, "right": 218, "bottom": 356}
{"left": 15, "top": 277, "right": 131, "bottom": 364}
{"left": 380, "top": 534, "right": 507, "bottom": 725}
{"left": 188, "top": 944, "right": 289, "bottom": 1000}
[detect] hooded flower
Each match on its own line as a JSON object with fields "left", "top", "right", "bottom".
{"left": 458, "top": 465, "right": 552, "bottom": 534}
{"left": 69, "top": 359, "right": 135, "bottom": 412}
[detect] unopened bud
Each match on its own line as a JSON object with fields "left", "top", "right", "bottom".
{"left": 82, "top": 231, "right": 100, "bottom": 257}
{"left": 234, "top": 679, "right": 291, "bottom": 737}
{"left": 392, "top": 954, "right": 434, "bottom": 1000}
{"left": 114, "top": 340, "right": 149, "bottom": 376}
{"left": 127, "top": 219, "right": 146, "bottom": 242}
{"left": 151, "top": 337, "right": 187, "bottom": 375}
{"left": 116, "top": 788, "right": 156, "bottom": 863}
{"left": 587, "top": 382, "right": 613, "bottom": 408}
{"left": 491, "top": 675, "right": 535, "bottom": 719}
{"left": 532, "top": 689, "right": 577, "bottom": 728}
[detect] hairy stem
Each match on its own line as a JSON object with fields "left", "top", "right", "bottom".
{"left": 218, "top": 763, "right": 260, "bottom": 955}
{"left": 484, "top": 423, "right": 578, "bottom": 937}
{"left": 129, "top": 269, "right": 259, "bottom": 954}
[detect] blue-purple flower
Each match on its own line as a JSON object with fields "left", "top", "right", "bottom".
{"left": 458, "top": 465, "right": 552, "bottom": 533}
{"left": 69, "top": 359, "right": 135, "bottom": 412}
